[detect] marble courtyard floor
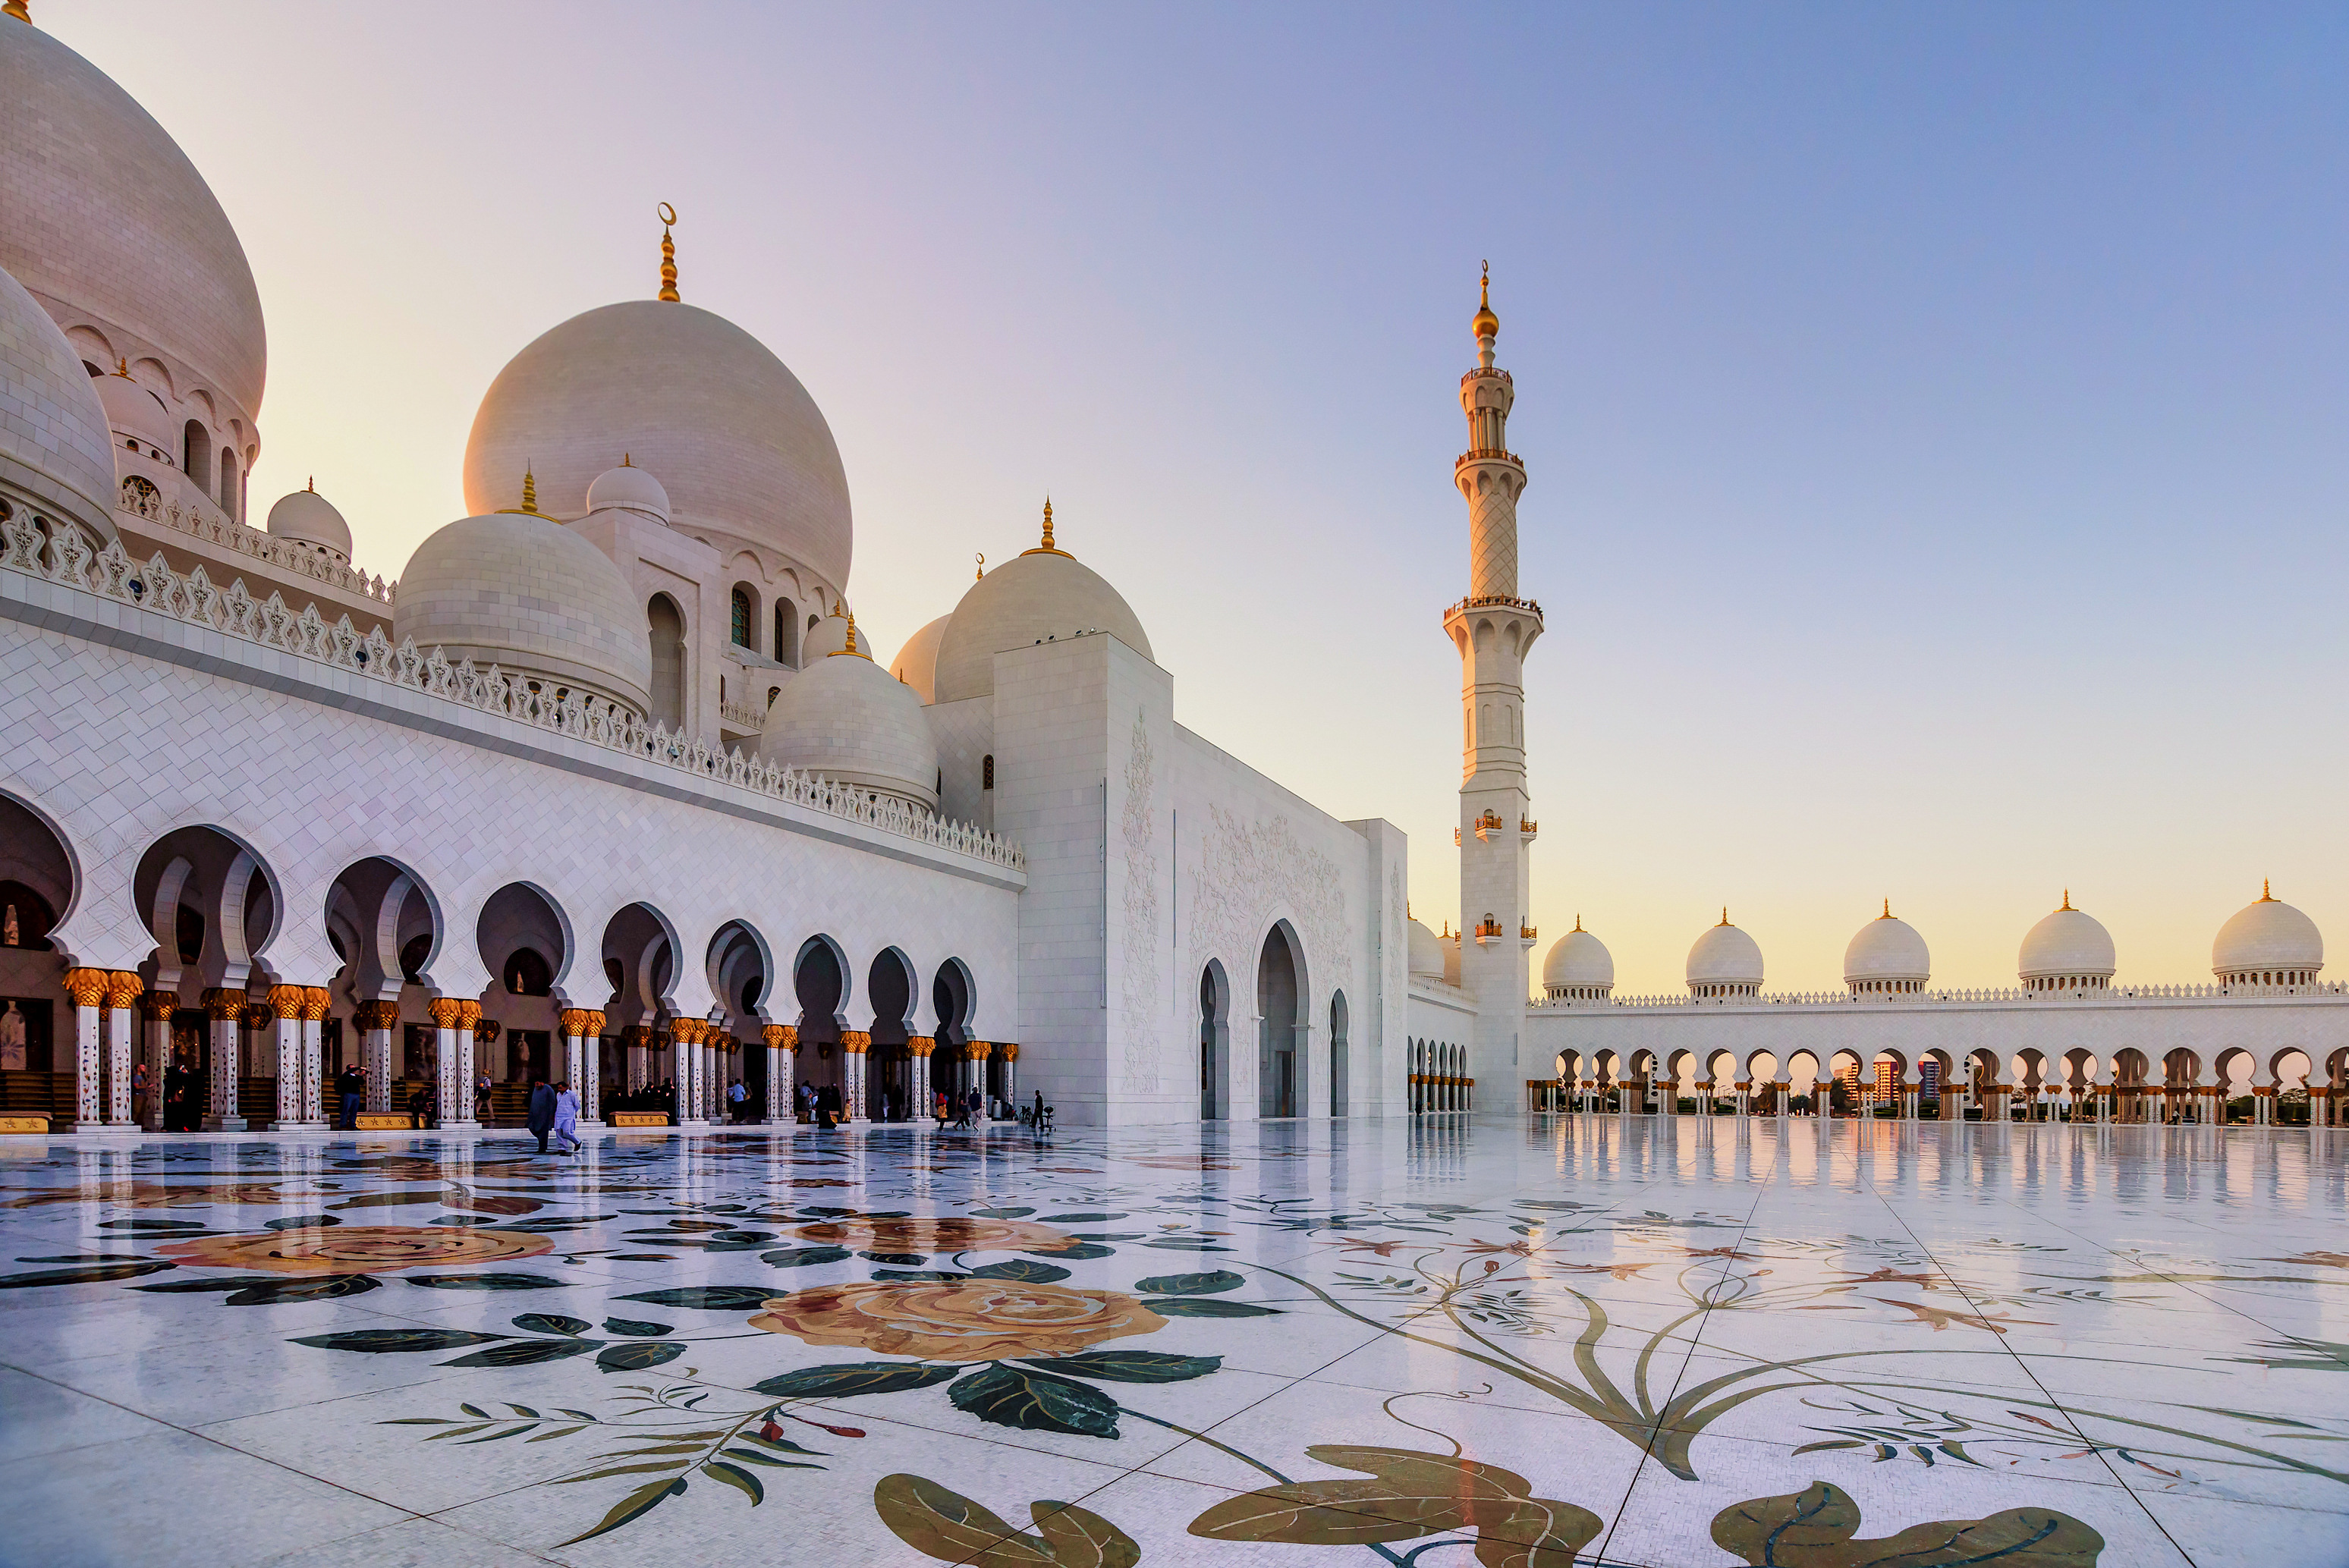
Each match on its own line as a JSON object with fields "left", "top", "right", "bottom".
{"left": 2, "top": 1117, "right": 2347, "bottom": 1567}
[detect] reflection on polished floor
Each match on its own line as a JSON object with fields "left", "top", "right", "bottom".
{"left": 2, "top": 1115, "right": 2345, "bottom": 1566}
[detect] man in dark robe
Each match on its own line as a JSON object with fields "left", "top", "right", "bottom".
{"left": 526, "top": 1078, "right": 555, "bottom": 1153}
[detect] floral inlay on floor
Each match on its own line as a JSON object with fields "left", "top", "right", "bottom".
{"left": 1, "top": 1117, "right": 2341, "bottom": 1565}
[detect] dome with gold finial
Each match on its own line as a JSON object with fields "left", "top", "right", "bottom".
{"left": 759, "top": 605, "right": 939, "bottom": 810}
{"left": 266, "top": 477, "right": 351, "bottom": 561}
{"left": 2017, "top": 892, "right": 2115, "bottom": 991}
{"left": 931, "top": 499, "right": 1153, "bottom": 703}
{"left": 889, "top": 614, "right": 951, "bottom": 704}
{"left": 1687, "top": 910, "right": 1764, "bottom": 998}
{"left": 803, "top": 596, "right": 854, "bottom": 661}
{"left": 1844, "top": 900, "right": 1930, "bottom": 995}
{"left": 2212, "top": 881, "right": 2323, "bottom": 985}
{"left": 463, "top": 208, "right": 851, "bottom": 588}
{"left": 394, "top": 473, "right": 652, "bottom": 715}
{"left": 1542, "top": 916, "right": 1615, "bottom": 1000}
{"left": 0, "top": 256, "right": 117, "bottom": 547}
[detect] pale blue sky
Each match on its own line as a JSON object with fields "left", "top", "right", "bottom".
{"left": 49, "top": 2, "right": 2349, "bottom": 992}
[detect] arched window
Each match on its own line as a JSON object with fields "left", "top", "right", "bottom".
{"left": 766, "top": 686, "right": 780, "bottom": 711}
{"left": 505, "top": 948, "right": 553, "bottom": 996}
{"left": 183, "top": 423, "right": 209, "bottom": 490}
{"left": 730, "top": 586, "right": 753, "bottom": 648}
{"left": 983, "top": 754, "right": 995, "bottom": 790}
{"left": 648, "top": 594, "right": 687, "bottom": 727}
{"left": 219, "top": 448, "right": 237, "bottom": 517}
{"left": 775, "top": 599, "right": 798, "bottom": 665}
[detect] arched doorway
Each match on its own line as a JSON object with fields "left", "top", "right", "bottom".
{"left": 1329, "top": 991, "right": 1350, "bottom": 1117}
{"left": 135, "top": 826, "right": 283, "bottom": 1132}
{"left": 0, "top": 793, "right": 74, "bottom": 1123}
{"left": 1199, "top": 962, "right": 1230, "bottom": 1120}
{"left": 476, "top": 882, "right": 568, "bottom": 1116}
{"left": 708, "top": 921, "right": 774, "bottom": 1124}
{"left": 932, "top": 959, "right": 973, "bottom": 1117}
{"left": 793, "top": 936, "right": 846, "bottom": 1119}
{"left": 1257, "top": 925, "right": 1303, "bottom": 1118}
{"left": 868, "top": 949, "right": 914, "bottom": 1120}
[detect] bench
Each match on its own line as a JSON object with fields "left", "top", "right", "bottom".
{"left": 0, "top": 1113, "right": 52, "bottom": 1135}
{"left": 610, "top": 1111, "right": 668, "bottom": 1128}
{"left": 354, "top": 1113, "right": 415, "bottom": 1130}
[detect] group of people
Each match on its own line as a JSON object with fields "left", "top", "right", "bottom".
{"left": 524, "top": 1078, "right": 583, "bottom": 1155}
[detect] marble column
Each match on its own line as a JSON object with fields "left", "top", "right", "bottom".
{"left": 269, "top": 985, "right": 307, "bottom": 1129}
{"left": 765, "top": 1024, "right": 795, "bottom": 1124}
{"left": 669, "top": 1019, "right": 701, "bottom": 1125}
{"left": 904, "top": 1035, "right": 932, "bottom": 1121}
{"left": 999, "top": 1042, "right": 1017, "bottom": 1108}
{"left": 581, "top": 1012, "right": 605, "bottom": 1127}
{"left": 203, "top": 988, "right": 246, "bottom": 1130}
{"left": 450, "top": 1002, "right": 482, "bottom": 1129}
{"left": 968, "top": 1041, "right": 992, "bottom": 1118}
{"left": 356, "top": 1001, "right": 398, "bottom": 1113}
{"left": 62, "top": 969, "right": 105, "bottom": 1131}
{"left": 560, "top": 1010, "right": 589, "bottom": 1120}
{"left": 626, "top": 1026, "right": 651, "bottom": 1094}
{"left": 428, "top": 998, "right": 464, "bottom": 1126}
{"left": 104, "top": 971, "right": 141, "bottom": 1127}
{"left": 841, "top": 1030, "right": 869, "bottom": 1121}
{"left": 140, "top": 989, "right": 175, "bottom": 1131}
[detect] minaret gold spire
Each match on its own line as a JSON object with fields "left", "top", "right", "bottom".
{"left": 522, "top": 466, "right": 538, "bottom": 514}
{"left": 657, "top": 203, "right": 680, "bottom": 302}
{"left": 1023, "top": 497, "right": 1068, "bottom": 558}
{"left": 975, "top": 551, "right": 986, "bottom": 581}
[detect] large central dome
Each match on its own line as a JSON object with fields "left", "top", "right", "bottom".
{"left": 463, "top": 300, "right": 851, "bottom": 586}
{"left": 0, "top": 20, "right": 266, "bottom": 424}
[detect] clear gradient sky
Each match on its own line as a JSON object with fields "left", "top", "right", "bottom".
{"left": 44, "top": 2, "right": 2349, "bottom": 996}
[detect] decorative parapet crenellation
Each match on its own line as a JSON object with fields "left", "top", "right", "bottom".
{"left": 719, "top": 696, "right": 769, "bottom": 729}
{"left": 1532, "top": 980, "right": 2349, "bottom": 1010}
{"left": 116, "top": 485, "right": 397, "bottom": 605}
{"left": 0, "top": 519, "right": 1024, "bottom": 872}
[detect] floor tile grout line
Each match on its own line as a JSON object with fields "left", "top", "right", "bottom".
{"left": 1839, "top": 1127, "right": 2200, "bottom": 1566}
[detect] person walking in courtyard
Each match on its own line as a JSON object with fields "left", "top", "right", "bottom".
{"left": 526, "top": 1077, "right": 555, "bottom": 1153}
{"left": 727, "top": 1077, "right": 747, "bottom": 1123}
{"left": 551, "top": 1079, "right": 581, "bottom": 1154}
{"left": 338, "top": 1062, "right": 363, "bottom": 1130}
{"left": 475, "top": 1069, "right": 492, "bottom": 1124}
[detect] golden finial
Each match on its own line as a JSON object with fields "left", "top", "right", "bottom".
{"left": 2, "top": 2, "right": 30, "bottom": 26}
{"left": 1472, "top": 260, "right": 1498, "bottom": 341}
{"left": 621, "top": 452, "right": 633, "bottom": 467}
{"left": 111, "top": 357, "right": 130, "bottom": 378}
{"left": 2060, "top": 889, "right": 2072, "bottom": 912}
{"left": 1023, "top": 495, "right": 1068, "bottom": 558}
{"left": 830, "top": 596, "right": 842, "bottom": 617}
{"left": 1719, "top": 907, "right": 1730, "bottom": 926}
{"left": 2262, "top": 878, "right": 2275, "bottom": 902}
{"left": 657, "top": 203, "right": 680, "bottom": 302}
{"left": 1881, "top": 898, "right": 1891, "bottom": 919}
{"left": 1573, "top": 913, "right": 1583, "bottom": 932}
{"left": 975, "top": 551, "right": 986, "bottom": 581}
{"left": 306, "top": 476, "right": 314, "bottom": 492}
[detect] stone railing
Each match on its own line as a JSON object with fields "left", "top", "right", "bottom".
{"left": 1, "top": 521, "right": 1023, "bottom": 872}
{"left": 1532, "top": 979, "right": 2349, "bottom": 1011}
{"left": 720, "top": 696, "right": 769, "bottom": 729}
{"left": 116, "top": 486, "right": 396, "bottom": 605}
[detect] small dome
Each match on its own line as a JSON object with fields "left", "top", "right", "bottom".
{"left": 2017, "top": 894, "right": 2115, "bottom": 988}
{"left": 96, "top": 363, "right": 175, "bottom": 455}
{"left": 1442, "top": 927, "right": 1461, "bottom": 987}
{"left": 1407, "top": 918, "right": 1445, "bottom": 982}
{"left": 889, "top": 614, "right": 951, "bottom": 705}
{"left": 932, "top": 508, "right": 1152, "bottom": 703}
{"left": 395, "top": 509, "right": 652, "bottom": 715}
{"left": 1844, "top": 903, "right": 1930, "bottom": 991}
{"left": 584, "top": 460, "right": 670, "bottom": 523}
{"left": 464, "top": 300, "right": 850, "bottom": 586}
{"left": 1687, "top": 912, "right": 1764, "bottom": 995}
{"left": 266, "top": 482, "right": 351, "bottom": 561}
{"left": 2213, "top": 884, "right": 2323, "bottom": 981}
{"left": 1543, "top": 922, "right": 1615, "bottom": 995}
{"left": 0, "top": 260, "right": 116, "bottom": 545}
{"left": 803, "top": 600, "right": 852, "bottom": 661}
{"left": 759, "top": 640, "right": 939, "bottom": 810}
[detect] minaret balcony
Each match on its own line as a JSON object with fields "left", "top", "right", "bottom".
{"left": 1473, "top": 809, "right": 1506, "bottom": 841}
{"left": 1473, "top": 917, "right": 1506, "bottom": 946}
{"left": 1519, "top": 818, "right": 1539, "bottom": 841}
{"left": 1519, "top": 925, "right": 1539, "bottom": 948}
{"left": 1454, "top": 448, "right": 1524, "bottom": 472}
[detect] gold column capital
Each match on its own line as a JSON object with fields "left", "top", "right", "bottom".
{"left": 905, "top": 1034, "right": 936, "bottom": 1057}
{"left": 105, "top": 970, "right": 146, "bottom": 1010}
{"left": 762, "top": 1023, "right": 794, "bottom": 1050}
{"left": 355, "top": 1000, "right": 401, "bottom": 1031}
{"left": 426, "top": 998, "right": 466, "bottom": 1029}
{"left": 559, "top": 1009, "right": 593, "bottom": 1036}
{"left": 997, "top": 1042, "right": 1019, "bottom": 1062}
{"left": 302, "top": 986, "right": 332, "bottom": 1021}
{"left": 240, "top": 1002, "right": 275, "bottom": 1030}
{"left": 266, "top": 983, "right": 308, "bottom": 1017}
{"left": 140, "top": 989, "right": 179, "bottom": 1020}
{"left": 841, "top": 1029, "right": 872, "bottom": 1055}
{"left": 62, "top": 968, "right": 108, "bottom": 1007}
{"left": 966, "top": 1039, "right": 992, "bottom": 1061}
{"left": 670, "top": 1018, "right": 703, "bottom": 1046}
{"left": 584, "top": 1010, "right": 607, "bottom": 1036}
{"left": 457, "top": 1000, "right": 483, "bottom": 1029}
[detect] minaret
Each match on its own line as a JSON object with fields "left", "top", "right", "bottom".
{"left": 1444, "top": 264, "right": 1540, "bottom": 1104}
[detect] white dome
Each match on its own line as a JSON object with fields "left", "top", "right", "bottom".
{"left": 584, "top": 461, "right": 671, "bottom": 523}
{"left": 0, "top": 260, "right": 117, "bottom": 544}
{"left": 1687, "top": 914, "right": 1764, "bottom": 992}
{"left": 759, "top": 643, "right": 939, "bottom": 810}
{"left": 1543, "top": 924, "right": 1615, "bottom": 993}
{"left": 932, "top": 515, "right": 1152, "bottom": 703}
{"left": 1407, "top": 918, "right": 1445, "bottom": 982}
{"left": 96, "top": 365, "right": 175, "bottom": 455}
{"left": 1844, "top": 905, "right": 1930, "bottom": 988}
{"left": 1, "top": 22, "right": 266, "bottom": 426}
{"left": 464, "top": 300, "right": 850, "bottom": 586}
{"left": 395, "top": 509, "right": 652, "bottom": 715}
{"left": 803, "top": 601, "right": 853, "bottom": 661}
{"left": 889, "top": 614, "right": 951, "bottom": 705}
{"left": 2213, "top": 885, "right": 2323, "bottom": 980}
{"left": 2017, "top": 896, "right": 2115, "bottom": 985}
{"left": 266, "top": 484, "right": 351, "bottom": 561}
